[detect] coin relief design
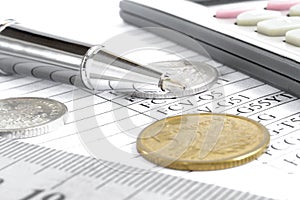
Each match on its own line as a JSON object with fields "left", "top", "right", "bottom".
{"left": 0, "top": 97, "right": 68, "bottom": 138}
{"left": 137, "top": 113, "right": 270, "bottom": 170}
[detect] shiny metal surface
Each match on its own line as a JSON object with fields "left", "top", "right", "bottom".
{"left": 0, "top": 21, "right": 167, "bottom": 95}
{"left": 0, "top": 97, "right": 68, "bottom": 139}
{"left": 0, "top": 23, "right": 90, "bottom": 70}
{"left": 0, "top": 20, "right": 217, "bottom": 98}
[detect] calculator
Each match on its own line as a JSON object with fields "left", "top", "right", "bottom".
{"left": 119, "top": 0, "right": 300, "bottom": 97}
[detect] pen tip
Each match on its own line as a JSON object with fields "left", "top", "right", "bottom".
{"left": 157, "top": 60, "right": 218, "bottom": 97}
{"left": 160, "top": 76, "right": 187, "bottom": 93}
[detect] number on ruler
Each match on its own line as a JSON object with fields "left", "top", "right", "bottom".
{"left": 20, "top": 189, "right": 66, "bottom": 200}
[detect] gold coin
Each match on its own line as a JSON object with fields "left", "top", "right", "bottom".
{"left": 137, "top": 113, "right": 270, "bottom": 171}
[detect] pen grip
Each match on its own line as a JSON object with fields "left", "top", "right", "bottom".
{"left": 0, "top": 53, "right": 84, "bottom": 87}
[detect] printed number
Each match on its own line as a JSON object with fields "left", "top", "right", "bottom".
{"left": 0, "top": 178, "right": 4, "bottom": 184}
{"left": 20, "top": 189, "right": 65, "bottom": 200}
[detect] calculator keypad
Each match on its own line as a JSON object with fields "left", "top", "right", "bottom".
{"left": 257, "top": 17, "right": 300, "bottom": 36}
{"left": 236, "top": 10, "right": 281, "bottom": 26}
{"left": 289, "top": 4, "right": 300, "bottom": 16}
{"left": 266, "top": 0, "right": 300, "bottom": 11}
{"left": 215, "top": 0, "right": 300, "bottom": 47}
{"left": 286, "top": 29, "right": 300, "bottom": 46}
{"left": 215, "top": 7, "right": 253, "bottom": 18}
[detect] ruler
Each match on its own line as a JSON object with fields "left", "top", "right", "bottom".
{"left": 0, "top": 138, "right": 272, "bottom": 200}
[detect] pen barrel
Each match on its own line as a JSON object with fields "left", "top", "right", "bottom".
{"left": 0, "top": 19, "right": 90, "bottom": 86}
{"left": 0, "top": 19, "right": 163, "bottom": 93}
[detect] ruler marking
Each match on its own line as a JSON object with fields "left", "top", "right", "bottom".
{"left": 14, "top": 145, "right": 41, "bottom": 161}
{"left": 95, "top": 167, "right": 132, "bottom": 190}
{"left": 225, "top": 190, "right": 244, "bottom": 200}
{"left": 160, "top": 177, "right": 181, "bottom": 195}
{"left": 95, "top": 179, "right": 112, "bottom": 190}
{"left": 210, "top": 188, "right": 227, "bottom": 200}
{"left": 2, "top": 142, "right": 29, "bottom": 157}
{"left": 34, "top": 151, "right": 68, "bottom": 174}
{"left": 112, "top": 167, "right": 144, "bottom": 185}
{"left": 124, "top": 168, "right": 159, "bottom": 187}
{"left": 180, "top": 182, "right": 204, "bottom": 200}
{"left": 0, "top": 139, "right": 272, "bottom": 199}
{"left": 189, "top": 184, "right": 213, "bottom": 200}
{"left": 194, "top": 185, "right": 222, "bottom": 200}
{"left": 33, "top": 149, "right": 57, "bottom": 164}
{"left": 169, "top": 180, "right": 198, "bottom": 199}
{"left": 40, "top": 151, "right": 68, "bottom": 166}
{"left": 51, "top": 173, "right": 78, "bottom": 190}
{"left": 131, "top": 172, "right": 161, "bottom": 190}
{"left": 127, "top": 171, "right": 155, "bottom": 187}
{"left": 24, "top": 147, "right": 50, "bottom": 162}
{"left": 82, "top": 162, "right": 101, "bottom": 176}
{"left": 105, "top": 167, "right": 131, "bottom": 183}
{"left": 0, "top": 138, "right": 10, "bottom": 145}
{"left": 120, "top": 172, "right": 143, "bottom": 186}
{"left": 115, "top": 167, "right": 146, "bottom": 185}
{"left": 0, "top": 139, "right": 26, "bottom": 151}
{"left": 141, "top": 174, "right": 167, "bottom": 191}
{"left": 83, "top": 162, "right": 103, "bottom": 176}
{"left": 70, "top": 157, "right": 97, "bottom": 173}
{"left": 217, "top": 188, "right": 236, "bottom": 200}
{"left": 70, "top": 158, "right": 96, "bottom": 174}
{"left": 154, "top": 176, "right": 178, "bottom": 193}
{"left": 57, "top": 155, "right": 80, "bottom": 170}
{"left": 221, "top": 189, "right": 241, "bottom": 200}
{"left": 94, "top": 165, "right": 130, "bottom": 190}
{"left": 10, "top": 144, "right": 39, "bottom": 159}
{"left": 53, "top": 154, "right": 78, "bottom": 169}
{"left": 113, "top": 170, "right": 138, "bottom": 185}
{"left": 167, "top": 179, "right": 190, "bottom": 197}
{"left": 100, "top": 165, "right": 131, "bottom": 181}
{"left": 239, "top": 192, "right": 251, "bottom": 200}
{"left": 122, "top": 187, "right": 143, "bottom": 200}
{"left": 95, "top": 162, "right": 120, "bottom": 179}
{"left": 26, "top": 148, "right": 54, "bottom": 163}
{"left": 0, "top": 141, "right": 25, "bottom": 157}
{"left": 12, "top": 145, "right": 42, "bottom": 160}
{"left": 0, "top": 160, "right": 19, "bottom": 171}
{"left": 148, "top": 175, "right": 174, "bottom": 192}
{"left": 63, "top": 156, "right": 88, "bottom": 172}
{"left": 0, "top": 145, "right": 43, "bottom": 171}
{"left": 51, "top": 153, "right": 75, "bottom": 168}
{"left": 87, "top": 164, "right": 107, "bottom": 178}
{"left": 102, "top": 161, "right": 132, "bottom": 177}
{"left": 51, "top": 157, "right": 98, "bottom": 190}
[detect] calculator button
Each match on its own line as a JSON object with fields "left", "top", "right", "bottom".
{"left": 289, "top": 4, "right": 300, "bottom": 16}
{"left": 257, "top": 17, "right": 300, "bottom": 36}
{"left": 267, "top": 0, "right": 300, "bottom": 11}
{"left": 236, "top": 10, "right": 281, "bottom": 26}
{"left": 215, "top": 8, "right": 253, "bottom": 18}
{"left": 286, "top": 29, "right": 300, "bottom": 46}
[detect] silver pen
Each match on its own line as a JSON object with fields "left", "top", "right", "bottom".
{"left": 0, "top": 19, "right": 190, "bottom": 96}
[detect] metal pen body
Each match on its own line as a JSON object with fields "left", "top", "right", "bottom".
{"left": 0, "top": 19, "right": 163, "bottom": 92}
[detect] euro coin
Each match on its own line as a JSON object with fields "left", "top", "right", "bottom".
{"left": 0, "top": 97, "right": 68, "bottom": 139}
{"left": 137, "top": 113, "right": 270, "bottom": 170}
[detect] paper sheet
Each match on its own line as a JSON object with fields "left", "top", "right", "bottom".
{"left": 0, "top": 1, "right": 299, "bottom": 199}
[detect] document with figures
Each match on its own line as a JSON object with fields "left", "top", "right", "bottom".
{"left": 0, "top": 28, "right": 298, "bottom": 200}
{"left": 0, "top": 1, "right": 299, "bottom": 200}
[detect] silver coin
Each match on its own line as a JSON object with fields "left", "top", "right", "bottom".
{"left": 129, "top": 60, "right": 219, "bottom": 98}
{"left": 0, "top": 97, "right": 68, "bottom": 139}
